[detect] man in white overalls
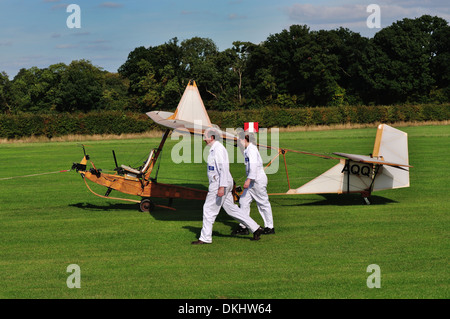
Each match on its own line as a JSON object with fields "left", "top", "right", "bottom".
{"left": 192, "top": 129, "right": 264, "bottom": 244}
{"left": 232, "top": 132, "right": 275, "bottom": 235}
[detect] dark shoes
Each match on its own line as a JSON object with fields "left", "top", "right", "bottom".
{"left": 231, "top": 226, "right": 250, "bottom": 236}
{"left": 192, "top": 226, "right": 275, "bottom": 244}
{"left": 231, "top": 226, "right": 275, "bottom": 240}
{"left": 191, "top": 240, "right": 209, "bottom": 245}
{"left": 263, "top": 227, "right": 275, "bottom": 235}
{"left": 252, "top": 227, "right": 275, "bottom": 240}
{"left": 251, "top": 227, "right": 264, "bottom": 241}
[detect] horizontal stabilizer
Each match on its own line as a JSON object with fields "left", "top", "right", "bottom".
{"left": 333, "top": 152, "right": 411, "bottom": 168}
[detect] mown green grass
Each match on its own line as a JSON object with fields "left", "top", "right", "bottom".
{"left": 0, "top": 125, "right": 448, "bottom": 299}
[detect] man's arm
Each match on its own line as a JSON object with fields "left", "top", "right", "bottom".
{"left": 244, "top": 146, "right": 258, "bottom": 189}
{"left": 215, "top": 146, "right": 229, "bottom": 196}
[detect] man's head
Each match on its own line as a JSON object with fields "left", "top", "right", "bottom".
{"left": 204, "top": 128, "right": 219, "bottom": 146}
{"left": 238, "top": 131, "right": 254, "bottom": 147}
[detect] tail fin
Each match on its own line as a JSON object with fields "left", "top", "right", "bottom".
{"left": 372, "top": 124, "right": 410, "bottom": 191}
{"left": 286, "top": 124, "right": 410, "bottom": 195}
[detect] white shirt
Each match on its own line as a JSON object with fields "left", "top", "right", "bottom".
{"left": 244, "top": 143, "right": 265, "bottom": 181}
{"left": 207, "top": 140, "right": 232, "bottom": 188}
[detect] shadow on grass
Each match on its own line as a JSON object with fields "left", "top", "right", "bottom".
{"left": 69, "top": 199, "right": 202, "bottom": 218}
{"left": 69, "top": 196, "right": 240, "bottom": 223}
{"left": 270, "top": 193, "right": 397, "bottom": 206}
{"left": 69, "top": 182, "right": 207, "bottom": 216}
{"left": 70, "top": 199, "right": 246, "bottom": 239}
{"left": 183, "top": 223, "right": 252, "bottom": 241}
{"left": 69, "top": 202, "right": 137, "bottom": 212}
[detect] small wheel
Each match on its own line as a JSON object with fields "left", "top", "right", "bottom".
{"left": 139, "top": 198, "right": 154, "bottom": 212}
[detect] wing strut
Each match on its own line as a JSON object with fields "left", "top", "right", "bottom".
{"left": 264, "top": 148, "right": 294, "bottom": 191}
{"left": 144, "top": 129, "right": 170, "bottom": 181}
{"left": 282, "top": 150, "right": 291, "bottom": 190}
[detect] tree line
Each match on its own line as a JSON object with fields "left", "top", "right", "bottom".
{"left": 1, "top": 15, "right": 449, "bottom": 114}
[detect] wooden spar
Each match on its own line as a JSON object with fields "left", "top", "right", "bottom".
{"left": 282, "top": 150, "right": 291, "bottom": 190}
{"left": 264, "top": 150, "right": 282, "bottom": 170}
{"left": 144, "top": 129, "right": 170, "bottom": 180}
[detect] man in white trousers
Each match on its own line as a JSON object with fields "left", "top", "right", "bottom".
{"left": 232, "top": 132, "right": 275, "bottom": 236}
{"left": 192, "top": 129, "right": 264, "bottom": 244}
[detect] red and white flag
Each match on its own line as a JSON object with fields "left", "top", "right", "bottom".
{"left": 244, "top": 122, "right": 259, "bottom": 133}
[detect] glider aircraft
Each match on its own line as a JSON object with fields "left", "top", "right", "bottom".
{"left": 72, "top": 80, "right": 411, "bottom": 211}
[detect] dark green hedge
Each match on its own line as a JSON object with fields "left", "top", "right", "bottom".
{"left": 0, "top": 111, "right": 159, "bottom": 139}
{"left": 1, "top": 104, "right": 449, "bottom": 139}
{"left": 210, "top": 103, "right": 450, "bottom": 128}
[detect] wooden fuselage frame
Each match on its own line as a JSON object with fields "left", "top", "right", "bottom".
{"left": 75, "top": 129, "right": 207, "bottom": 205}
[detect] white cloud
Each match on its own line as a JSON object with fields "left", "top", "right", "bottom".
{"left": 381, "top": 0, "right": 450, "bottom": 9}
{"left": 228, "top": 13, "right": 247, "bottom": 20}
{"left": 99, "top": 2, "right": 123, "bottom": 9}
{"left": 70, "top": 31, "right": 91, "bottom": 36}
{"left": 287, "top": 4, "right": 367, "bottom": 24}
{"left": 286, "top": 2, "right": 450, "bottom": 29}
{"left": 0, "top": 40, "right": 13, "bottom": 46}
{"left": 50, "top": 3, "right": 69, "bottom": 11}
{"left": 55, "top": 43, "right": 78, "bottom": 49}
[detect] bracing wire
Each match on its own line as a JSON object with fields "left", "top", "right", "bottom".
{"left": 0, "top": 170, "right": 70, "bottom": 181}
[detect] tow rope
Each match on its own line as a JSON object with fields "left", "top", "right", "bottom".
{"left": 0, "top": 170, "right": 71, "bottom": 181}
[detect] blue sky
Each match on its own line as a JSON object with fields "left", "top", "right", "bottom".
{"left": 1, "top": 0, "right": 449, "bottom": 78}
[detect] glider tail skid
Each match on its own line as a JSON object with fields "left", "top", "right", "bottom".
{"left": 284, "top": 124, "right": 411, "bottom": 204}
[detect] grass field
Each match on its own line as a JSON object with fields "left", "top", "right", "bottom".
{"left": 0, "top": 124, "right": 448, "bottom": 299}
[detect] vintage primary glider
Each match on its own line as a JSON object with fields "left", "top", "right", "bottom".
{"left": 72, "top": 80, "right": 411, "bottom": 210}
{"left": 71, "top": 81, "right": 212, "bottom": 212}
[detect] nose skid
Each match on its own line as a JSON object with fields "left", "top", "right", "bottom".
{"left": 71, "top": 155, "right": 89, "bottom": 172}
